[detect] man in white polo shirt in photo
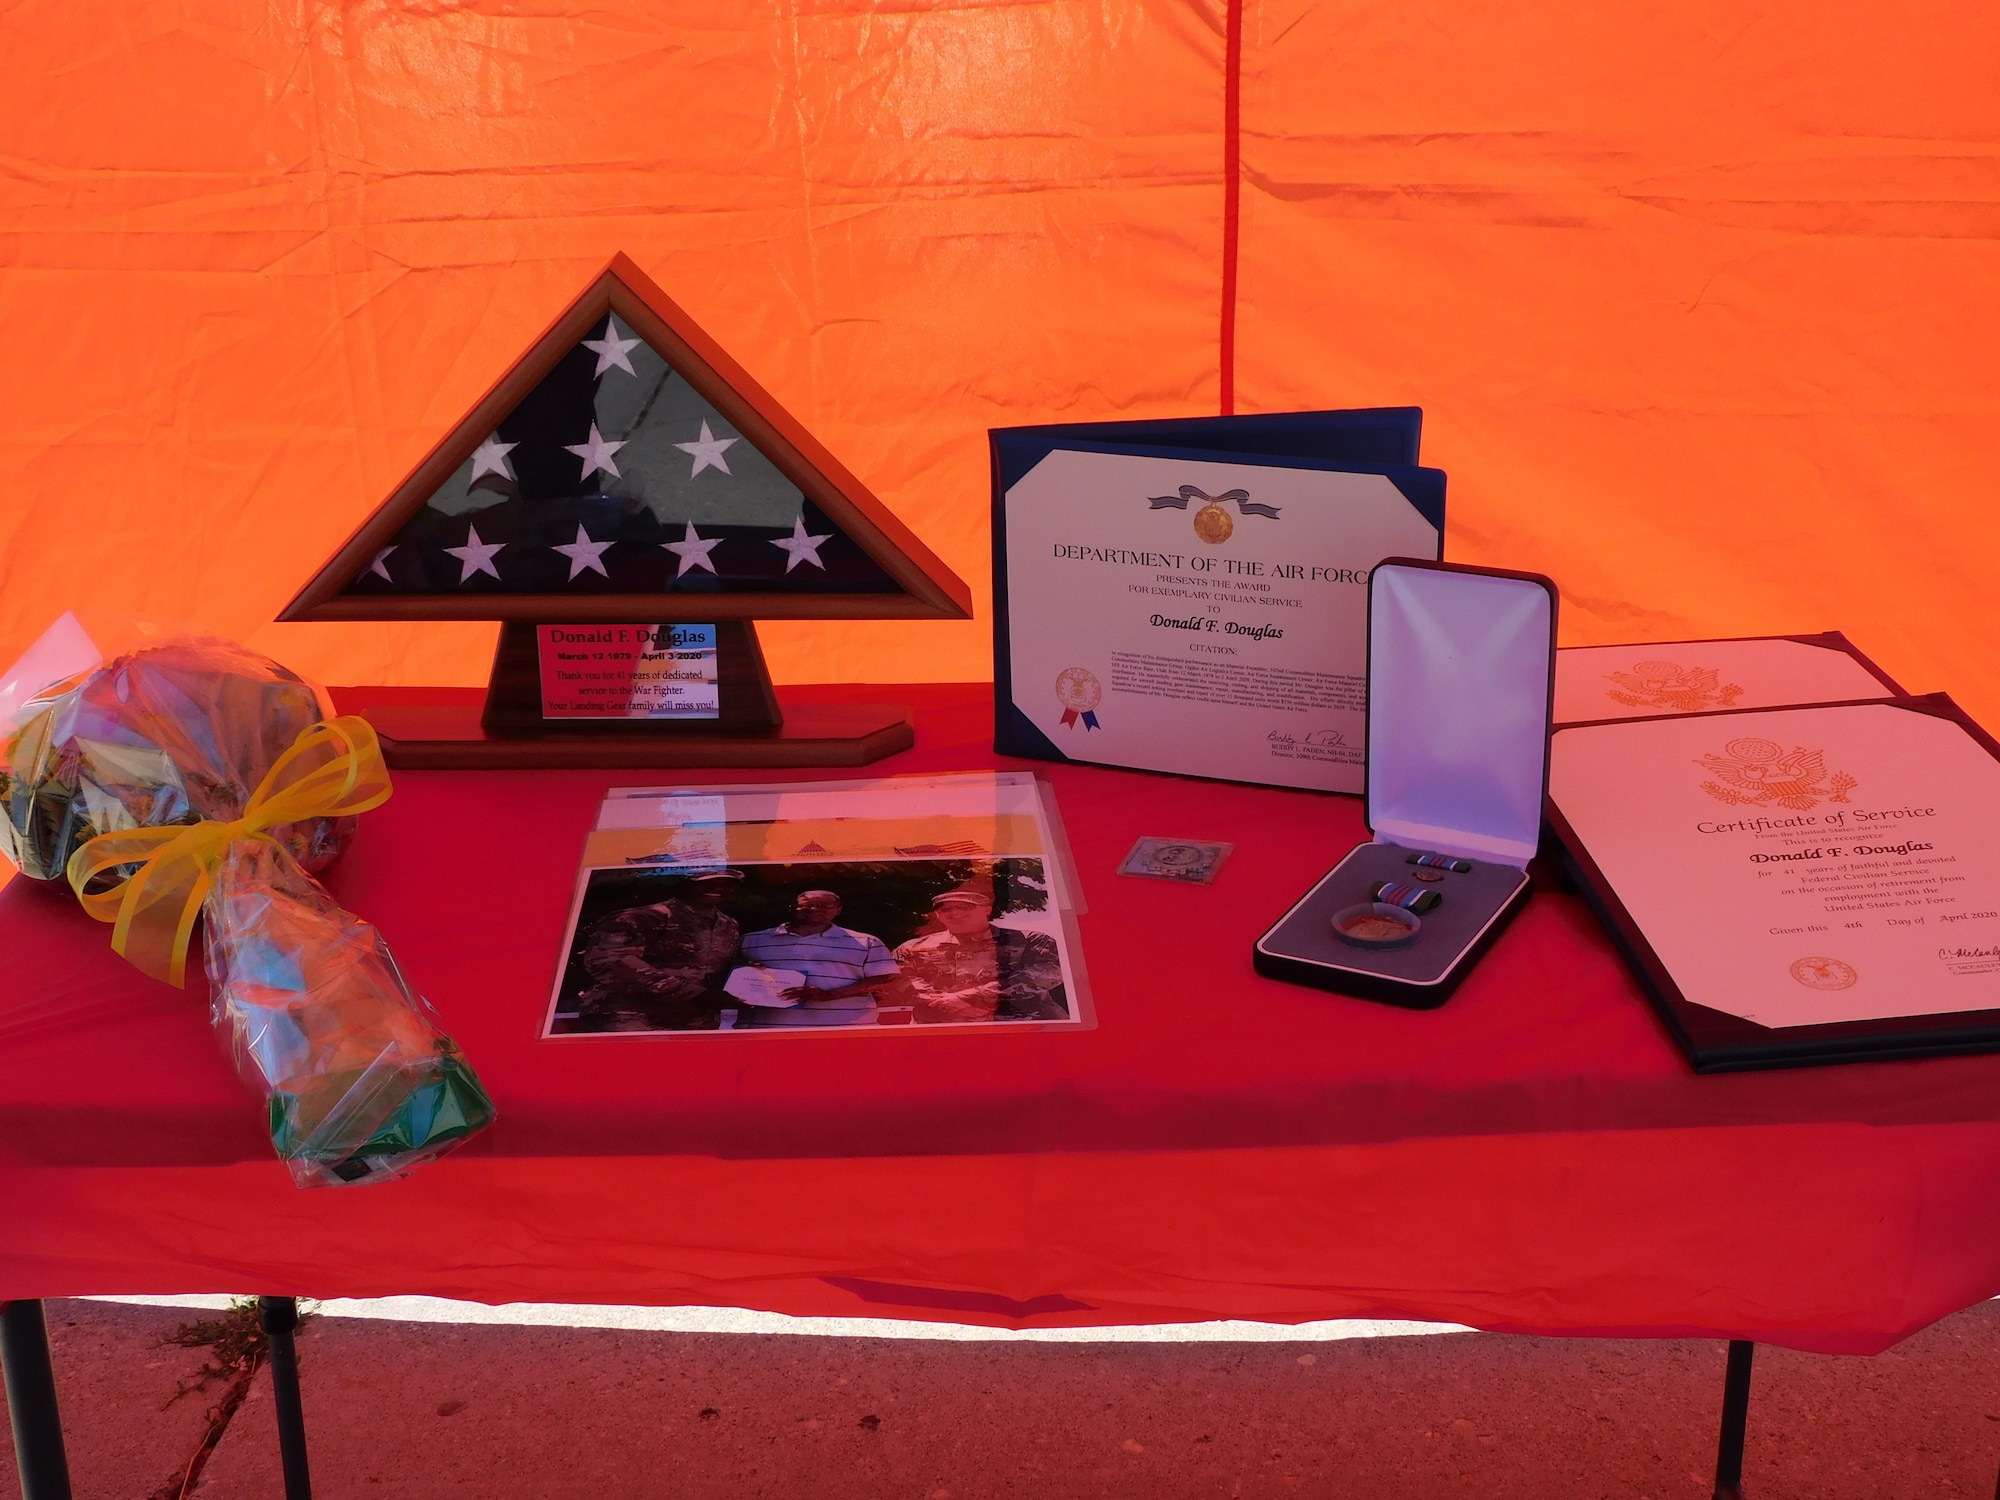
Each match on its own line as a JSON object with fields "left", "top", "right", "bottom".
{"left": 734, "top": 888, "right": 901, "bottom": 1028}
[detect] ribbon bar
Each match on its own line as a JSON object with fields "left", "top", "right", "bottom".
{"left": 1371, "top": 880, "right": 1443, "bottom": 914}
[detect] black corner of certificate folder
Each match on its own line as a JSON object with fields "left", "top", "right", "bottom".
{"left": 1548, "top": 692, "right": 2000, "bottom": 1073}
{"left": 989, "top": 406, "right": 1423, "bottom": 494}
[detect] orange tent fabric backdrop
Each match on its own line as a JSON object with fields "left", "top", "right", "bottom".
{"left": 1, "top": 1, "right": 1995, "bottom": 719}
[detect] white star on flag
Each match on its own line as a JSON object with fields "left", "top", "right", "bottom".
{"left": 444, "top": 523, "right": 505, "bottom": 583}
{"left": 582, "top": 317, "right": 642, "bottom": 378}
{"left": 770, "top": 515, "right": 831, "bottom": 572}
{"left": 551, "top": 523, "right": 614, "bottom": 580}
{"left": 674, "top": 420, "right": 736, "bottom": 479}
{"left": 662, "top": 521, "right": 723, "bottom": 577}
{"left": 469, "top": 435, "right": 518, "bottom": 483}
{"left": 368, "top": 545, "right": 396, "bottom": 581}
{"left": 565, "top": 423, "right": 627, "bottom": 481}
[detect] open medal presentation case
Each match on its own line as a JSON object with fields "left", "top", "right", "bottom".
{"left": 1254, "top": 559, "right": 1559, "bottom": 1007}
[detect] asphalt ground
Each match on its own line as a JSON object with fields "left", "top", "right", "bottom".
{"left": 6, "top": 1297, "right": 2000, "bottom": 1498}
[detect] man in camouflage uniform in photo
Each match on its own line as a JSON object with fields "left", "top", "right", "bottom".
{"left": 894, "top": 888, "right": 1067, "bottom": 1024}
{"left": 577, "top": 869, "right": 744, "bottom": 1030}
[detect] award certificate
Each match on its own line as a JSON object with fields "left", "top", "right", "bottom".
{"left": 1554, "top": 633, "right": 1900, "bottom": 726}
{"left": 997, "top": 447, "right": 1442, "bottom": 792}
{"left": 1551, "top": 701, "right": 2000, "bottom": 1029}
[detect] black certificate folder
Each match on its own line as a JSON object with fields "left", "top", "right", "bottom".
{"left": 1255, "top": 560, "right": 1559, "bottom": 1007}
{"left": 1548, "top": 695, "right": 2000, "bottom": 1071}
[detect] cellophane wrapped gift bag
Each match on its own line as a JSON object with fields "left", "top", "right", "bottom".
{"left": 0, "top": 631, "right": 494, "bottom": 1186}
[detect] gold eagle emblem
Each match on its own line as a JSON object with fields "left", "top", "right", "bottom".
{"left": 1696, "top": 736, "right": 1856, "bottom": 811}
{"left": 1606, "top": 659, "right": 1743, "bottom": 713}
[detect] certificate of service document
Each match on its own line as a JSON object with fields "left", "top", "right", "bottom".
{"left": 1552, "top": 633, "right": 1899, "bottom": 727}
{"left": 995, "top": 445, "right": 1443, "bottom": 792}
{"left": 1551, "top": 701, "right": 2000, "bottom": 1030}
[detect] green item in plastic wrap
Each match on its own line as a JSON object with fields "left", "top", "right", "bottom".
{"left": 209, "top": 838, "right": 495, "bottom": 1187}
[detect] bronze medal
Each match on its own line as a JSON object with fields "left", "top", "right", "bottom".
{"left": 1330, "top": 901, "right": 1422, "bottom": 949}
{"left": 1339, "top": 914, "right": 1412, "bottom": 942}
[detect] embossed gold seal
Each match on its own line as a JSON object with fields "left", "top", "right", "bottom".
{"left": 1054, "top": 667, "right": 1102, "bottom": 713}
{"left": 1606, "top": 660, "right": 1743, "bottom": 713}
{"left": 1192, "top": 499, "right": 1234, "bottom": 545}
{"left": 1697, "top": 736, "right": 1857, "bottom": 811}
{"left": 1790, "top": 956, "right": 1858, "bottom": 991}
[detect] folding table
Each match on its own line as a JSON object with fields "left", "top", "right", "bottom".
{"left": 8, "top": 683, "right": 2000, "bottom": 1499}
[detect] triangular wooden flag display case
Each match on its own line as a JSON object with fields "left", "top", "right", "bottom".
{"left": 282, "top": 254, "right": 971, "bottom": 768}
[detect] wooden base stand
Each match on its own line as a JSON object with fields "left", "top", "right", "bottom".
{"left": 363, "top": 620, "right": 915, "bottom": 769}
{"left": 365, "top": 699, "right": 915, "bottom": 769}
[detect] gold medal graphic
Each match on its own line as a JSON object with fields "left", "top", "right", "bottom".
{"left": 1147, "top": 484, "right": 1280, "bottom": 540}
{"left": 1192, "top": 499, "right": 1234, "bottom": 545}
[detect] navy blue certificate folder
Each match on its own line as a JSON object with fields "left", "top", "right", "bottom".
{"left": 990, "top": 408, "right": 1444, "bottom": 774}
{"left": 991, "top": 406, "right": 1422, "bottom": 495}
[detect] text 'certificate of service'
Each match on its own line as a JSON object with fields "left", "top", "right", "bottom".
{"left": 999, "top": 448, "right": 1442, "bottom": 792}
{"left": 1551, "top": 702, "right": 2000, "bottom": 1028}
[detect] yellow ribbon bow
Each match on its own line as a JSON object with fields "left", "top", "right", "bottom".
{"left": 64, "top": 715, "right": 393, "bottom": 987}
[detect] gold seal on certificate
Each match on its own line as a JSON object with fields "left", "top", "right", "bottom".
{"left": 996, "top": 446, "right": 1443, "bottom": 792}
{"left": 1055, "top": 668, "right": 1101, "bottom": 707}
{"left": 1054, "top": 667, "right": 1102, "bottom": 730}
{"left": 1696, "top": 736, "right": 1856, "bottom": 810}
{"left": 1789, "top": 956, "right": 1859, "bottom": 991}
{"left": 1608, "top": 660, "right": 1744, "bottom": 713}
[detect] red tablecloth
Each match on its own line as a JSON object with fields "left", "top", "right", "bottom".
{"left": 5, "top": 683, "right": 1999, "bottom": 1354}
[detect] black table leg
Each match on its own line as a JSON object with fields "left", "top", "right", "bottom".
{"left": 258, "top": 1297, "right": 312, "bottom": 1500}
{"left": 1, "top": 1300, "right": 73, "bottom": 1500}
{"left": 1713, "top": 1339, "right": 1755, "bottom": 1500}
